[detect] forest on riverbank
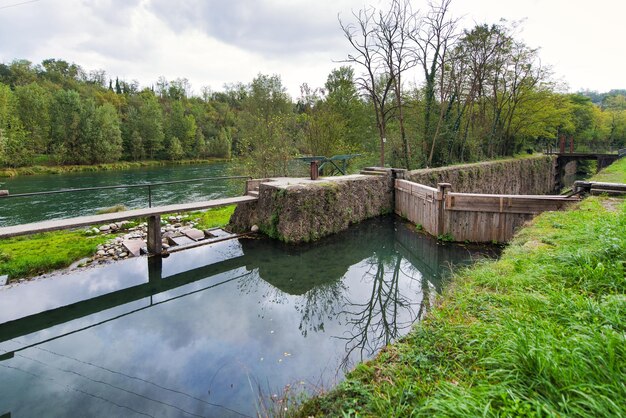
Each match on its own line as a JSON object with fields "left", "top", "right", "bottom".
{"left": 1, "top": 0, "right": 625, "bottom": 176}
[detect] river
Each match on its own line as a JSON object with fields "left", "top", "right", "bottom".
{"left": 0, "top": 217, "right": 498, "bottom": 417}
{"left": 0, "top": 163, "right": 244, "bottom": 227}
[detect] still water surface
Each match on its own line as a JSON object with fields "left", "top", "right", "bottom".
{"left": 0, "top": 163, "right": 244, "bottom": 227}
{"left": 0, "top": 217, "right": 497, "bottom": 417}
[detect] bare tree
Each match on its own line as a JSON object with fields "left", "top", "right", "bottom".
{"left": 408, "top": 0, "right": 458, "bottom": 166}
{"left": 375, "top": 0, "right": 419, "bottom": 169}
{"left": 340, "top": 7, "right": 395, "bottom": 167}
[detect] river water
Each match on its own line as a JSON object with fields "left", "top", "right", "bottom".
{"left": 0, "top": 163, "right": 244, "bottom": 227}
{"left": 0, "top": 217, "right": 498, "bottom": 417}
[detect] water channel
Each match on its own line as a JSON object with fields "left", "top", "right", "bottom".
{"left": 0, "top": 163, "right": 244, "bottom": 227}
{"left": 0, "top": 217, "right": 498, "bottom": 417}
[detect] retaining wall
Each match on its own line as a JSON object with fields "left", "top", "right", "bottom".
{"left": 230, "top": 155, "right": 558, "bottom": 243}
{"left": 230, "top": 175, "right": 393, "bottom": 243}
{"left": 403, "top": 155, "right": 557, "bottom": 194}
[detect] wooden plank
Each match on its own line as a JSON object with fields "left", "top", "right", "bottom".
{"left": 147, "top": 215, "right": 162, "bottom": 254}
{"left": 446, "top": 194, "right": 578, "bottom": 214}
{"left": 0, "top": 195, "right": 258, "bottom": 239}
{"left": 448, "top": 192, "right": 576, "bottom": 199}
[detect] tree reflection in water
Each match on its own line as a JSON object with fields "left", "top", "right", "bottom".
{"left": 236, "top": 217, "right": 497, "bottom": 374}
{"left": 336, "top": 252, "right": 432, "bottom": 371}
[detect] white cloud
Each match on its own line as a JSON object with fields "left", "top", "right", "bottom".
{"left": 0, "top": 0, "right": 624, "bottom": 97}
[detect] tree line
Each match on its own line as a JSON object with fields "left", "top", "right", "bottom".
{"left": 0, "top": 0, "right": 624, "bottom": 175}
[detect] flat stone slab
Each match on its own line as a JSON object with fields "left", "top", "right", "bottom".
{"left": 204, "top": 228, "right": 230, "bottom": 238}
{"left": 122, "top": 240, "right": 145, "bottom": 257}
{"left": 167, "top": 235, "right": 195, "bottom": 246}
{"left": 262, "top": 175, "right": 368, "bottom": 190}
{"left": 182, "top": 228, "right": 205, "bottom": 241}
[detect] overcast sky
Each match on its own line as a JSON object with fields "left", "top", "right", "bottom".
{"left": 1, "top": 0, "right": 624, "bottom": 97}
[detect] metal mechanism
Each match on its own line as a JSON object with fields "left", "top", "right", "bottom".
{"left": 297, "top": 154, "right": 360, "bottom": 177}
{"left": 572, "top": 180, "right": 626, "bottom": 196}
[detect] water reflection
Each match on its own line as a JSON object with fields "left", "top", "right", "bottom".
{"left": 0, "top": 217, "right": 497, "bottom": 417}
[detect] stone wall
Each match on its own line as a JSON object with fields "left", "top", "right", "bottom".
{"left": 230, "top": 175, "right": 393, "bottom": 243}
{"left": 403, "top": 155, "right": 557, "bottom": 194}
{"left": 230, "top": 155, "right": 558, "bottom": 243}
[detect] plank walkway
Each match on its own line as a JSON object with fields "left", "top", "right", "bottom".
{"left": 0, "top": 195, "right": 258, "bottom": 239}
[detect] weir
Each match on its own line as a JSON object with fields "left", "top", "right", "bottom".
{"left": 231, "top": 154, "right": 597, "bottom": 243}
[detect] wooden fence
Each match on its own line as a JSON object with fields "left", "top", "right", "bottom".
{"left": 395, "top": 179, "right": 441, "bottom": 237}
{"left": 395, "top": 179, "right": 580, "bottom": 243}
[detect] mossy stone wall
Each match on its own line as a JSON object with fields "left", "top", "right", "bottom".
{"left": 404, "top": 155, "right": 557, "bottom": 194}
{"left": 230, "top": 156, "right": 557, "bottom": 243}
{"left": 230, "top": 175, "right": 393, "bottom": 243}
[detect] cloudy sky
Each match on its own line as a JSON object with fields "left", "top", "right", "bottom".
{"left": 0, "top": 0, "right": 624, "bottom": 97}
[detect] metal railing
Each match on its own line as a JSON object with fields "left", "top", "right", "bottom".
{"left": 0, "top": 175, "right": 251, "bottom": 208}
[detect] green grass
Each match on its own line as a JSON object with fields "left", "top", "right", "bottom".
{"left": 590, "top": 157, "right": 626, "bottom": 183}
{"left": 0, "top": 231, "right": 111, "bottom": 280}
{"left": 185, "top": 205, "right": 236, "bottom": 230}
{"left": 0, "top": 205, "right": 237, "bottom": 282}
{"left": 297, "top": 168, "right": 626, "bottom": 416}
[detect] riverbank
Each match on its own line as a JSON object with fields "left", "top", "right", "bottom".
{"left": 297, "top": 159, "right": 626, "bottom": 417}
{"left": 0, "top": 158, "right": 230, "bottom": 178}
{"left": 0, "top": 205, "right": 235, "bottom": 282}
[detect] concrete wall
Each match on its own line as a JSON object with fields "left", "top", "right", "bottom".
{"left": 230, "top": 175, "right": 393, "bottom": 243}
{"left": 403, "top": 155, "right": 557, "bottom": 194}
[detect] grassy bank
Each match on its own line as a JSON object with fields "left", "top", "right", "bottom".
{"left": 0, "top": 158, "right": 229, "bottom": 178}
{"left": 591, "top": 158, "right": 626, "bottom": 183}
{"left": 0, "top": 205, "right": 235, "bottom": 282}
{"left": 298, "top": 160, "right": 626, "bottom": 417}
{"left": 0, "top": 231, "right": 111, "bottom": 279}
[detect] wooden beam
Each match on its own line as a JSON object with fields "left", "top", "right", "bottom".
{"left": 445, "top": 193, "right": 579, "bottom": 214}
{"left": 0, "top": 195, "right": 258, "bottom": 239}
{"left": 146, "top": 215, "right": 162, "bottom": 254}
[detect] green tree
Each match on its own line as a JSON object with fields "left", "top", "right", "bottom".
{"left": 167, "top": 101, "right": 197, "bottom": 157}
{"left": 14, "top": 82, "right": 52, "bottom": 154}
{"left": 208, "top": 127, "right": 232, "bottom": 158}
{"left": 325, "top": 67, "right": 372, "bottom": 151}
{"left": 129, "top": 130, "right": 145, "bottom": 161}
{"left": 87, "top": 103, "right": 123, "bottom": 163}
{"left": 49, "top": 89, "right": 85, "bottom": 164}
{"left": 0, "top": 83, "right": 32, "bottom": 167}
{"left": 137, "top": 91, "right": 164, "bottom": 159}
{"left": 237, "top": 74, "right": 296, "bottom": 175}
{"left": 167, "top": 136, "right": 184, "bottom": 160}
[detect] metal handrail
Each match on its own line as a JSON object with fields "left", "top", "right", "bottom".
{"left": 0, "top": 175, "right": 251, "bottom": 208}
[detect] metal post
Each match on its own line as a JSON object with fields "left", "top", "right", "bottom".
{"left": 148, "top": 185, "right": 152, "bottom": 208}
{"left": 310, "top": 161, "right": 319, "bottom": 180}
{"left": 147, "top": 215, "right": 162, "bottom": 254}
